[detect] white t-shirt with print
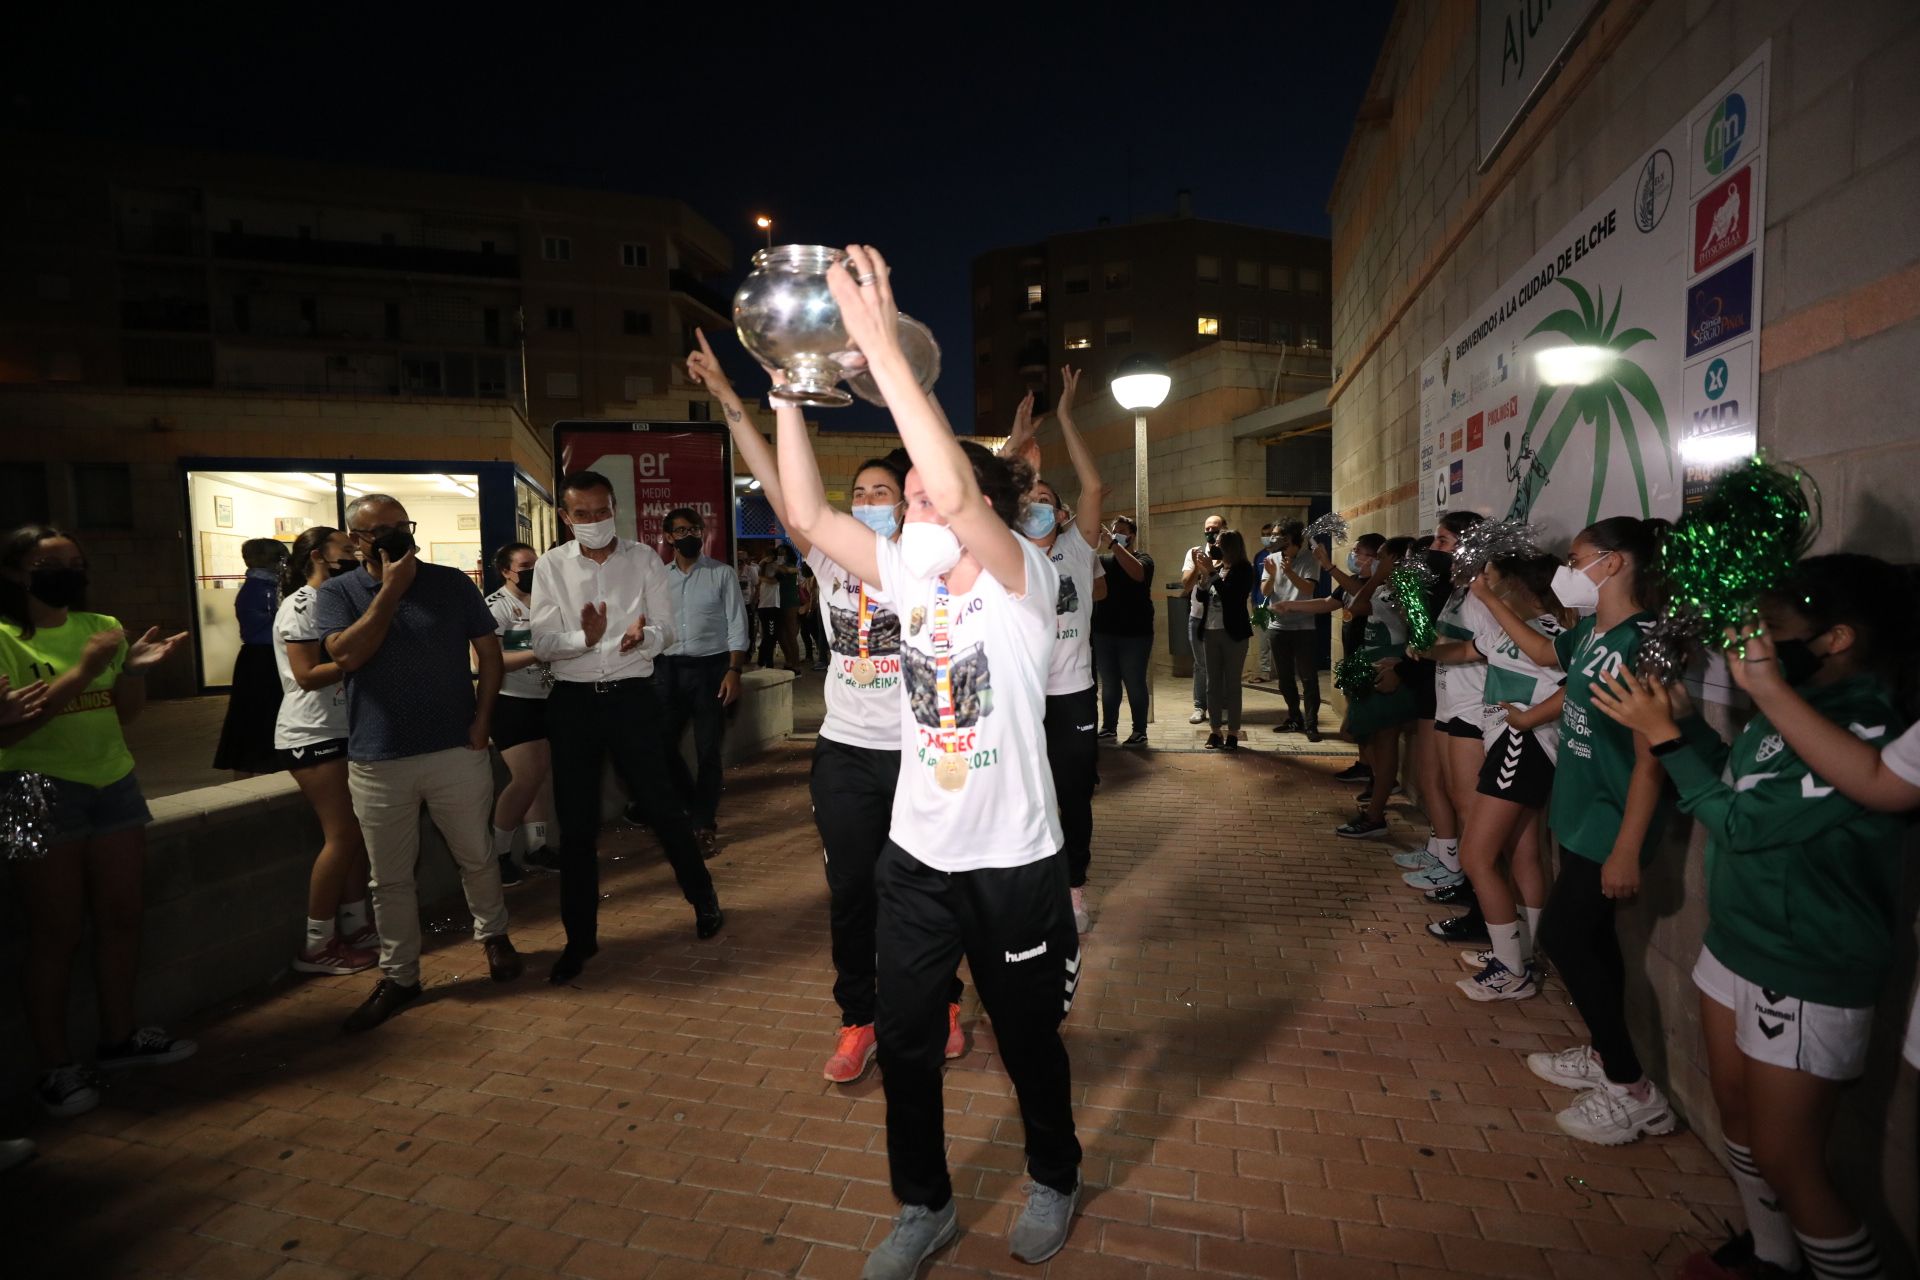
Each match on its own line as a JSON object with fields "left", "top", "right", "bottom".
{"left": 1182, "top": 546, "right": 1210, "bottom": 620}
{"left": 272, "top": 586, "right": 348, "bottom": 749}
{"left": 487, "top": 587, "right": 548, "bottom": 700}
{"left": 1434, "top": 592, "right": 1491, "bottom": 723}
{"left": 1475, "top": 609, "right": 1566, "bottom": 761}
{"left": 874, "top": 532, "right": 1062, "bottom": 872}
{"left": 807, "top": 544, "right": 904, "bottom": 752}
{"left": 1042, "top": 525, "right": 1099, "bottom": 695}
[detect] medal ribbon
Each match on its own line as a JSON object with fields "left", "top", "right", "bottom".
{"left": 931, "top": 580, "right": 958, "bottom": 757}
{"left": 855, "top": 581, "right": 872, "bottom": 662}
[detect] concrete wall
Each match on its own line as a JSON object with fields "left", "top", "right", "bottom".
{"left": 1328, "top": 0, "right": 1920, "bottom": 1265}
{"left": 0, "top": 668, "right": 794, "bottom": 1120}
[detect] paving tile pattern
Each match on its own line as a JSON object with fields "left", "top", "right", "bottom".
{"left": 13, "top": 732, "right": 1737, "bottom": 1279}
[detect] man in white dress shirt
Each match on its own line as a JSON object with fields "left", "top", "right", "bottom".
{"left": 531, "top": 471, "right": 724, "bottom": 986}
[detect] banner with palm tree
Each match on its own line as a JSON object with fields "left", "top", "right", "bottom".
{"left": 1416, "top": 46, "right": 1770, "bottom": 547}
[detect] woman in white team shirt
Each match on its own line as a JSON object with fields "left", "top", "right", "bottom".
{"left": 688, "top": 330, "right": 966, "bottom": 1089}
{"left": 483, "top": 541, "right": 553, "bottom": 884}
{"left": 274, "top": 526, "right": 375, "bottom": 977}
{"left": 998, "top": 365, "right": 1107, "bottom": 935}
{"left": 778, "top": 247, "right": 1083, "bottom": 1278}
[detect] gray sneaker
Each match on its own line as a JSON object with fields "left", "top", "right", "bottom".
{"left": 862, "top": 1200, "right": 958, "bottom": 1280}
{"left": 1008, "top": 1176, "right": 1080, "bottom": 1264}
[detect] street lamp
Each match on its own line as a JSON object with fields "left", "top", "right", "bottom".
{"left": 1110, "top": 353, "right": 1171, "bottom": 561}
{"left": 754, "top": 215, "right": 773, "bottom": 248}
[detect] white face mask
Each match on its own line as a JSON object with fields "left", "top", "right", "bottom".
{"left": 571, "top": 517, "right": 617, "bottom": 550}
{"left": 898, "top": 521, "right": 963, "bottom": 578}
{"left": 1111, "top": 532, "right": 1129, "bottom": 548}
{"left": 1552, "top": 556, "right": 1611, "bottom": 616}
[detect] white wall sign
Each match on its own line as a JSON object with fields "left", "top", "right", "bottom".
{"left": 1422, "top": 44, "right": 1770, "bottom": 548}
{"left": 1478, "top": 0, "right": 1601, "bottom": 170}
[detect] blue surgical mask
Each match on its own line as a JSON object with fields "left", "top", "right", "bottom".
{"left": 1346, "top": 551, "right": 1361, "bottom": 573}
{"left": 1019, "top": 502, "right": 1058, "bottom": 539}
{"left": 850, "top": 503, "right": 900, "bottom": 539}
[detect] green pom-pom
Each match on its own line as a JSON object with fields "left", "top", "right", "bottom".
{"left": 1387, "top": 561, "right": 1440, "bottom": 652}
{"left": 1335, "top": 653, "right": 1378, "bottom": 697}
{"left": 1644, "top": 454, "right": 1821, "bottom": 681}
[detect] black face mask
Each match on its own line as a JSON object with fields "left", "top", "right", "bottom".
{"left": 1774, "top": 635, "right": 1828, "bottom": 687}
{"left": 329, "top": 557, "right": 360, "bottom": 576}
{"left": 513, "top": 569, "right": 535, "bottom": 593}
{"left": 370, "top": 528, "right": 416, "bottom": 562}
{"left": 28, "top": 567, "right": 88, "bottom": 608}
{"left": 672, "top": 535, "right": 703, "bottom": 560}
{"left": 1204, "top": 528, "right": 1219, "bottom": 544}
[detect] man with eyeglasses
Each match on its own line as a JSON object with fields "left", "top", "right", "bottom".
{"left": 312, "top": 494, "right": 523, "bottom": 1033}
{"left": 656, "top": 506, "right": 749, "bottom": 858}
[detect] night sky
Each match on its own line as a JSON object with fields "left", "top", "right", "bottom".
{"left": 8, "top": 2, "right": 1394, "bottom": 430}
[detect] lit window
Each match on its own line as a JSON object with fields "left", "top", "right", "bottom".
{"left": 1196, "top": 255, "right": 1220, "bottom": 283}
{"left": 541, "top": 236, "right": 572, "bottom": 262}
{"left": 1026, "top": 283, "right": 1045, "bottom": 307}
{"left": 620, "top": 242, "right": 649, "bottom": 268}
{"left": 1197, "top": 315, "right": 1219, "bottom": 336}
{"left": 1063, "top": 321, "right": 1092, "bottom": 351}
{"left": 1300, "top": 323, "right": 1323, "bottom": 349}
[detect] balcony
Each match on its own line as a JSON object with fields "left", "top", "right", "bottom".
{"left": 209, "top": 231, "right": 519, "bottom": 279}
{"left": 670, "top": 268, "right": 730, "bottom": 318}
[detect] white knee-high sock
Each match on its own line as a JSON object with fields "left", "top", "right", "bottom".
{"left": 338, "top": 899, "right": 370, "bottom": 934}
{"left": 1795, "top": 1224, "right": 1883, "bottom": 1279}
{"left": 522, "top": 820, "right": 549, "bottom": 850}
{"left": 1486, "top": 920, "right": 1525, "bottom": 976}
{"left": 1724, "top": 1142, "right": 1801, "bottom": 1270}
{"left": 1429, "top": 835, "right": 1461, "bottom": 873}
{"left": 491, "top": 825, "right": 514, "bottom": 857}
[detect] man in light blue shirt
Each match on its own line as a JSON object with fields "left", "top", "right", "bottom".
{"left": 658, "top": 506, "right": 749, "bottom": 856}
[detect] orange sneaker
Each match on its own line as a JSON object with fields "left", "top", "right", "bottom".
{"left": 823, "top": 1023, "right": 878, "bottom": 1084}
{"left": 944, "top": 1003, "right": 965, "bottom": 1060}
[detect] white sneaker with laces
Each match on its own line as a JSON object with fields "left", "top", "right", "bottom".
{"left": 1187, "top": 709, "right": 1207, "bottom": 724}
{"left": 1393, "top": 847, "right": 1442, "bottom": 871}
{"left": 1527, "top": 1044, "right": 1605, "bottom": 1090}
{"left": 1457, "top": 959, "right": 1537, "bottom": 1002}
{"left": 1459, "top": 948, "right": 1494, "bottom": 972}
{"left": 1555, "top": 1081, "right": 1677, "bottom": 1146}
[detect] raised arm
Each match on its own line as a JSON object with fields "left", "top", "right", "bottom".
{"left": 1052, "top": 367, "right": 1106, "bottom": 542}
{"left": 831, "top": 245, "right": 1027, "bottom": 593}
{"left": 323, "top": 551, "right": 415, "bottom": 671}
{"left": 774, "top": 374, "right": 881, "bottom": 586}
{"left": 1109, "top": 537, "right": 1147, "bottom": 582}
{"left": 689, "top": 328, "right": 813, "bottom": 559}
{"left": 999, "top": 390, "right": 1041, "bottom": 459}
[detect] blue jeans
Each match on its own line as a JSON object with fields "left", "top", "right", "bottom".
{"left": 1094, "top": 632, "right": 1152, "bottom": 735}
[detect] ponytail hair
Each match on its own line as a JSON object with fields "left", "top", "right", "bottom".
{"left": 283, "top": 526, "right": 342, "bottom": 598}
{"left": 1580, "top": 515, "right": 1671, "bottom": 611}
{"left": 958, "top": 439, "right": 1033, "bottom": 528}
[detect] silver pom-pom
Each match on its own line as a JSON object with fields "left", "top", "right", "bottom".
{"left": 1, "top": 771, "right": 56, "bottom": 861}
{"left": 1451, "top": 518, "right": 1542, "bottom": 587}
{"left": 1636, "top": 608, "right": 1703, "bottom": 685}
{"left": 1304, "top": 512, "right": 1349, "bottom": 545}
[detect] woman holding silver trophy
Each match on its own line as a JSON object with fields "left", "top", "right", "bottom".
{"left": 743, "top": 243, "right": 1083, "bottom": 1278}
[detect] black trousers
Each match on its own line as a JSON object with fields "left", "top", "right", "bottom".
{"left": 875, "top": 841, "right": 1080, "bottom": 1209}
{"left": 657, "top": 652, "right": 731, "bottom": 831}
{"left": 1093, "top": 631, "right": 1152, "bottom": 735}
{"left": 1044, "top": 687, "right": 1098, "bottom": 889}
{"left": 1541, "top": 850, "right": 1643, "bottom": 1085}
{"left": 811, "top": 738, "right": 961, "bottom": 1027}
{"left": 1266, "top": 629, "right": 1321, "bottom": 724}
{"left": 548, "top": 679, "right": 717, "bottom": 952}
{"left": 756, "top": 607, "right": 783, "bottom": 667}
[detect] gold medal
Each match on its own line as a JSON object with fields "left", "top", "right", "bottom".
{"left": 935, "top": 753, "right": 969, "bottom": 791}
{"left": 850, "top": 657, "right": 877, "bottom": 685}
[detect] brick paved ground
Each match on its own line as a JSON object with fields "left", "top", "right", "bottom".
{"left": 14, "top": 706, "right": 1740, "bottom": 1279}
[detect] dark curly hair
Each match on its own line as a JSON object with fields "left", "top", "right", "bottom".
{"left": 957, "top": 440, "right": 1032, "bottom": 528}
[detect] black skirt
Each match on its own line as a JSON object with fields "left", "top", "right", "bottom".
{"left": 212, "top": 643, "right": 287, "bottom": 773}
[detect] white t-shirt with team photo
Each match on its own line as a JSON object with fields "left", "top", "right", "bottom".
{"left": 272, "top": 585, "right": 348, "bottom": 749}
{"left": 1475, "top": 609, "right": 1566, "bottom": 761}
{"left": 486, "top": 587, "right": 548, "bottom": 700}
{"left": 807, "top": 545, "right": 904, "bottom": 752}
{"left": 873, "top": 532, "right": 1062, "bottom": 872}
{"left": 1042, "top": 525, "right": 1101, "bottom": 696}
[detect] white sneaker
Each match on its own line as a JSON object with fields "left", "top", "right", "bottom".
{"left": 1458, "top": 948, "right": 1494, "bottom": 972}
{"left": 1187, "top": 709, "right": 1207, "bottom": 724}
{"left": 1393, "top": 848, "right": 1442, "bottom": 871}
{"left": 1457, "top": 959, "right": 1537, "bottom": 1002}
{"left": 1555, "top": 1082, "right": 1677, "bottom": 1146}
{"left": 1527, "top": 1044, "right": 1605, "bottom": 1090}
{"left": 1069, "top": 886, "right": 1090, "bottom": 934}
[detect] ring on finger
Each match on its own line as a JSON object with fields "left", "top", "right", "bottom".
{"left": 857, "top": 272, "right": 878, "bottom": 286}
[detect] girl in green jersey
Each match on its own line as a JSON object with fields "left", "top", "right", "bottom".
{"left": 1591, "top": 555, "right": 1906, "bottom": 1280}
{"left": 1469, "top": 515, "right": 1676, "bottom": 1146}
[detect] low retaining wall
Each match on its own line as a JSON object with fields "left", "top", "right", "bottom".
{"left": 0, "top": 667, "right": 795, "bottom": 1108}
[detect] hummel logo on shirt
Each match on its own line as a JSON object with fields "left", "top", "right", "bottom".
{"left": 1006, "top": 942, "right": 1048, "bottom": 963}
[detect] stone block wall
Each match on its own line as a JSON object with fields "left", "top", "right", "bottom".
{"left": 1329, "top": 0, "right": 1920, "bottom": 1264}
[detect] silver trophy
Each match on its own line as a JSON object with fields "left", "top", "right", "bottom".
{"left": 732, "top": 244, "right": 940, "bottom": 408}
